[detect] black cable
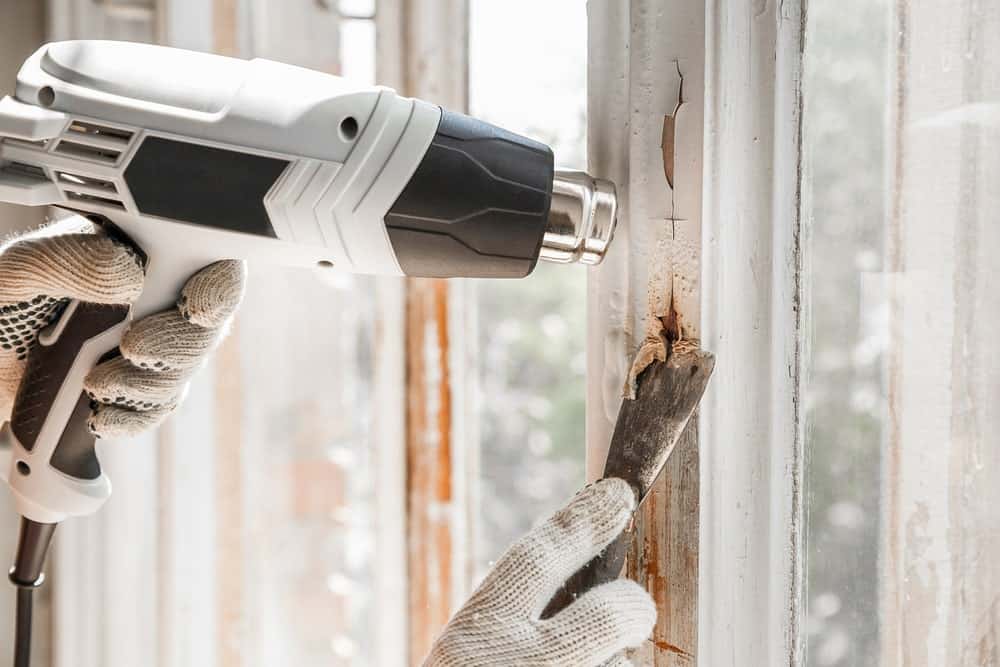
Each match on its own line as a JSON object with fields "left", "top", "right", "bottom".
{"left": 9, "top": 519, "right": 56, "bottom": 667}
{"left": 14, "top": 586, "right": 33, "bottom": 667}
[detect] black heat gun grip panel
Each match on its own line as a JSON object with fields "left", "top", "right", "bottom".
{"left": 124, "top": 137, "right": 288, "bottom": 237}
{"left": 385, "top": 109, "right": 554, "bottom": 278}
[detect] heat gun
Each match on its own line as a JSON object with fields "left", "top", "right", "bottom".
{"left": 0, "top": 39, "right": 617, "bottom": 660}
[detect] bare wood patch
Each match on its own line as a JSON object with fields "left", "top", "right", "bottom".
{"left": 405, "top": 278, "right": 454, "bottom": 665}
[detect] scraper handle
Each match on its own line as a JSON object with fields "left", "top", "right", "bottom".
{"left": 540, "top": 530, "right": 631, "bottom": 618}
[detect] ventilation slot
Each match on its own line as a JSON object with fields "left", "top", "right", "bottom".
{"left": 6, "top": 162, "right": 48, "bottom": 180}
{"left": 57, "top": 172, "right": 125, "bottom": 211}
{"left": 2, "top": 138, "right": 49, "bottom": 150}
{"left": 65, "top": 191, "right": 126, "bottom": 210}
{"left": 54, "top": 121, "right": 134, "bottom": 165}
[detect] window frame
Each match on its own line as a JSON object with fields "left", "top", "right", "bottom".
{"left": 585, "top": 0, "right": 806, "bottom": 663}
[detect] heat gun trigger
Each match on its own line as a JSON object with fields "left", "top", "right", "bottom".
{"left": 5, "top": 216, "right": 145, "bottom": 525}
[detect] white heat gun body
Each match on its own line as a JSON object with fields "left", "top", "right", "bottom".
{"left": 0, "top": 40, "right": 616, "bottom": 532}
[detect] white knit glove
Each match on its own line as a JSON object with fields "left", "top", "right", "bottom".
{"left": 0, "top": 216, "right": 245, "bottom": 438}
{"left": 425, "top": 478, "right": 656, "bottom": 667}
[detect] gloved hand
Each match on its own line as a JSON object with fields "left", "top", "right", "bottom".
{"left": 425, "top": 478, "right": 656, "bottom": 667}
{"left": 0, "top": 216, "right": 245, "bottom": 438}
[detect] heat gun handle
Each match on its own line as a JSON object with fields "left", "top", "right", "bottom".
{"left": 4, "top": 301, "right": 130, "bottom": 524}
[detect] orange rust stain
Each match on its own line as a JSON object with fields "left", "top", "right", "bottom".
{"left": 433, "top": 280, "right": 453, "bottom": 502}
{"left": 653, "top": 639, "right": 694, "bottom": 660}
{"left": 405, "top": 278, "right": 455, "bottom": 665}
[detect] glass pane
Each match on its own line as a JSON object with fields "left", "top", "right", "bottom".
{"left": 468, "top": 0, "right": 588, "bottom": 573}
{"left": 802, "top": 1, "right": 889, "bottom": 663}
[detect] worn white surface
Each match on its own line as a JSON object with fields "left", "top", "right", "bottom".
{"left": 881, "top": 1, "right": 1000, "bottom": 664}
{"left": 586, "top": 0, "right": 705, "bottom": 663}
{"left": 586, "top": 0, "right": 703, "bottom": 477}
{"left": 371, "top": 7, "right": 409, "bottom": 667}
{"left": 698, "top": 0, "right": 805, "bottom": 666}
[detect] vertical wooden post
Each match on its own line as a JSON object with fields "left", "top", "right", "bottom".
{"left": 699, "top": 0, "right": 805, "bottom": 665}
{"left": 372, "top": 4, "right": 410, "bottom": 666}
{"left": 210, "top": 5, "right": 243, "bottom": 667}
{"left": 386, "top": 2, "right": 472, "bottom": 662}
{"left": 587, "top": 1, "right": 705, "bottom": 664}
{"left": 882, "top": 1, "right": 1000, "bottom": 663}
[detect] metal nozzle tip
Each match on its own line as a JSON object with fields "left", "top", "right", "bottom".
{"left": 539, "top": 169, "right": 618, "bottom": 266}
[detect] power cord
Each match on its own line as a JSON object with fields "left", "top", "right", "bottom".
{"left": 14, "top": 587, "right": 33, "bottom": 667}
{"left": 9, "top": 519, "right": 56, "bottom": 667}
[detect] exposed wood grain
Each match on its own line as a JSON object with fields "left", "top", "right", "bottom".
{"left": 405, "top": 278, "right": 454, "bottom": 664}
{"left": 632, "top": 415, "right": 699, "bottom": 666}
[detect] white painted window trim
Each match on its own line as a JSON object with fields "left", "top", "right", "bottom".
{"left": 586, "top": 0, "right": 806, "bottom": 664}
{"left": 699, "top": 0, "right": 805, "bottom": 664}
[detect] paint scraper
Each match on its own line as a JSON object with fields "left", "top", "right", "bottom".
{"left": 542, "top": 338, "right": 715, "bottom": 618}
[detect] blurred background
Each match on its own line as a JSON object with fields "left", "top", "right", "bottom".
{"left": 0, "top": 0, "right": 996, "bottom": 666}
{"left": 0, "top": 0, "right": 588, "bottom": 665}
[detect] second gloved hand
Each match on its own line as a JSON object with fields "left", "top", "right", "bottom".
{"left": 425, "top": 478, "right": 656, "bottom": 667}
{"left": 0, "top": 216, "right": 245, "bottom": 438}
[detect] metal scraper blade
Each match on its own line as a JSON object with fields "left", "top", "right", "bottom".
{"left": 541, "top": 340, "right": 715, "bottom": 618}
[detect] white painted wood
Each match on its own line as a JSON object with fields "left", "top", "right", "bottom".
{"left": 370, "top": 277, "right": 408, "bottom": 667}
{"left": 370, "top": 5, "right": 409, "bottom": 666}
{"left": 880, "top": 1, "right": 1000, "bottom": 663}
{"left": 586, "top": 0, "right": 704, "bottom": 474}
{"left": 698, "top": 0, "right": 805, "bottom": 665}
{"left": 586, "top": 0, "right": 705, "bottom": 662}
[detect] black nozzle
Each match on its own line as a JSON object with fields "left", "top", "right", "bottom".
{"left": 9, "top": 518, "right": 56, "bottom": 588}
{"left": 384, "top": 109, "right": 555, "bottom": 278}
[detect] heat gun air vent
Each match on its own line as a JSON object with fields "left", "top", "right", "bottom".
{"left": 53, "top": 120, "right": 134, "bottom": 165}
{"left": 57, "top": 172, "right": 126, "bottom": 211}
